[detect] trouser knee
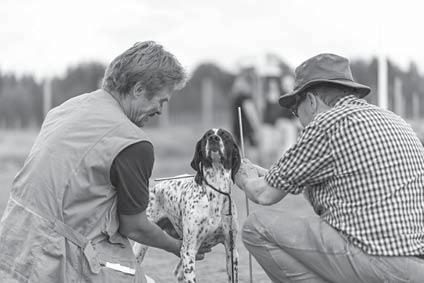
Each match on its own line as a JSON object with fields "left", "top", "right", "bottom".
{"left": 241, "top": 212, "right": 262, "bottom": 249}
{"left": 242, "top": 209, "right": 312, "bottom": 250}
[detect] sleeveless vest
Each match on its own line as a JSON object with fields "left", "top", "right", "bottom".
{"left": 0, "top": 89, "right": 149, "bottom": 282}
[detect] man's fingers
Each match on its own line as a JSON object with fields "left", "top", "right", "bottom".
{"left": 198, "top": 246, "right": 211, "bottom": 253}
{"left": 195, "top": 253, "right": 205, "bottom": 260}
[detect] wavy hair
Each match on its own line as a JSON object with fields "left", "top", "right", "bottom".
{"left": 102, "top": 41, "right": 187, "bottom": 97}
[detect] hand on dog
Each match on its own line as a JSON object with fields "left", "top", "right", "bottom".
{"left": 196, "top": 246, "right": 212, "bottom": 261}
{"left": 235, "top": 158, "right": 259, "bottom": 190}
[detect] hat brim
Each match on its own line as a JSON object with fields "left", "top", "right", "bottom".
{"left": 278, "top": 79, "right": 371, "bottom": 108}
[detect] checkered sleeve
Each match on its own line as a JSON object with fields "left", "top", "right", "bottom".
{"left": 265, "top": 123, "right": 334, "bottom": 194}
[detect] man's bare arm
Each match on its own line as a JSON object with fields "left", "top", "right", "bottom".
{"left": 235, "top": 159, "right": 288, "bottom": 205}
{"left": 240, "top": 176, "right": 288, "bottom": 205}
{"left": 119, "top": 211, "right": 181, "bottom": 257}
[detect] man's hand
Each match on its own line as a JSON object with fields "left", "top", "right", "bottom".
{"left": 235, "top": 158, "right": 260, "bottom": 190}
{"left": 252, "top": 163, "right": 268, "bottom": 177}
{"left": 169, "top": 241, "right": 211, "bottom": 260}
{"left": 119, "top": 211, "right": 184, "bottom": 258}
{"left": 196, "top": 245, "right": 212, "bottom": 261}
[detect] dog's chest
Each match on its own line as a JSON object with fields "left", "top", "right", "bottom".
{"left": 153, "top": 178, "right": 230, "bottom": 238}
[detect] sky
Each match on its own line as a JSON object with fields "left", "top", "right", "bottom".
{"left": 1, "top": 0, "right": 423, "bottom": 79}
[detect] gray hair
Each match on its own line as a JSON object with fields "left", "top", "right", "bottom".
{"left": 102, "top": 41, "right": 187, "bottom": 96}
{"left": 310, "top": 83, "right": 358, "bottom": 107}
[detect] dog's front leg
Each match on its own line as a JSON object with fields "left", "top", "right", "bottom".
{"left": 224, "top": 216, "right": 239, "bottom": 283}
{"left": 179, "top": 238, "right": 198, "bottom": 283}
{"left": 177, "top": 216, "right": 208, "bottom": 283}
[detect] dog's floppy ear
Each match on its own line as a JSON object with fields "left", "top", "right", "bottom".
{"left": 231, "top": 141, "right": 241, "bottom": 182}
{"left": 190, "top": 139, "right": 203, "bottom": 185}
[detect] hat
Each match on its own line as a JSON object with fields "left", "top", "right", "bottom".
{"left": 278, "top": 53, "right": 371, "bottom": 108}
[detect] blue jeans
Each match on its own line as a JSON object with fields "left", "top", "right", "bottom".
{"left": 242, "top": 209, "right": 424, "bottom": 283}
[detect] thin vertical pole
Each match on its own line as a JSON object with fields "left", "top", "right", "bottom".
{"left": 238, "top": 106, "right": 253, "bottom": 283}
{"left": 394, "top": 76, "right": 403, "bottom": 117}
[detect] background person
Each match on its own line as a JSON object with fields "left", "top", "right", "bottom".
{"left": 231, "top": 68, "right": 262, "bottom": 161}
{"left": 260, "top": 76, "right": 296, "bottom": 167}
{"left": 0, "top": 41, "right": 209, "bottom": 282}
{"left": 235, "top": 53, "right": 424, "bottom": 282}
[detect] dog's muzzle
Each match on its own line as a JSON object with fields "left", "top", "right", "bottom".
{"left": 207, "top": 136, "right": 224, "bottom": 158}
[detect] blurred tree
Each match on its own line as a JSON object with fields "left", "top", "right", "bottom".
{"left": 402, "top": 62, "right": 422, "bottom": 119}
{"left": 51, "top": 62, "right": 106, "bottom": 107}
{"left": 1, "top": 57, "right": 424, "bottom": 129}
{"left": 0, "top": 73, "right": 43, "bottom": 128}
{"left": 168, "top": 62, "right": 234, "bottom": 124}
{"left": 350, "top": 58, "right": 378, "bottom": 105}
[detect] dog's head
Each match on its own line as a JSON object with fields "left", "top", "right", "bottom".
{"left": 190, "top": 128, "right": 241, "bottom": 185}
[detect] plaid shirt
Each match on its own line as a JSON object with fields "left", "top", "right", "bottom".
{"left": 265, "top": 95, "right": 424, "bottom": 256}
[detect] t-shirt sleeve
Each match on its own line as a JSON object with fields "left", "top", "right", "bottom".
{"left": 110, "top": 141, "right": 154, "bottom": 215}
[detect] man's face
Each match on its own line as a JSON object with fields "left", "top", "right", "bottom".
{"left": 127, "top": 86, "right": 173, "bottom": 127}
{"left": 291, "top": 91, "right": 316, "bottom": 127}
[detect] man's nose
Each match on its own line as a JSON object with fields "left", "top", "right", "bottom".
{"left": 157, "top": 104, "right": 163, "bottom": 115}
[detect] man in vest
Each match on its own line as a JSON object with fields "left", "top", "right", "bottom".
{"left": 235, "top": 54, "right": 424, "bottom": 282}
{"left": 0, "top": 41, "right": 194, "bottom": 282}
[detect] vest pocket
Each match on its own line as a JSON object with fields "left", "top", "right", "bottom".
{"left": 94, "top": 237, "right": 140, "bottom": 279}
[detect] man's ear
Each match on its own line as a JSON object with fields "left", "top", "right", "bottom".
{"left": 133, "top": 82, "right": 146, "bottom": 98}
{"left": 306, "top": 91, "right": 318, "bottom": 114}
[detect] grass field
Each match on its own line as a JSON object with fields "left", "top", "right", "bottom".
{"left": 0, "top": 125, "right": 313, "bottom": 283}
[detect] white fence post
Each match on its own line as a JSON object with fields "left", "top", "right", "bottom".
{"left": 378, "top": 54, "right": 388, "bottom": 110}
{"left": 43, "top": 78, "right": 52, "bottom": 117}
{"left": 202, "top": 78, "right": 213, "bottom": 127}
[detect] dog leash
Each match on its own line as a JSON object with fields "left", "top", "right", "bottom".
{"left": 154, "top": 174, "right": 195, "bottom": 182}
{"left": 203, "top": 177, "right": 235, "bottom": 283}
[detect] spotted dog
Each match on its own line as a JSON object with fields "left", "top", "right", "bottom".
{"left": 133, "top": 128, "right": 241, "bottom": 283}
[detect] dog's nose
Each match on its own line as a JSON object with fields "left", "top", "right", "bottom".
{"left": 209, "top": 135, "right": 220, "bottom": 142}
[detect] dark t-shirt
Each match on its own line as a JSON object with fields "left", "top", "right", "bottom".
{"left": 110, "top": 141, "right": 154, "bottom": 215}
{"left": 232, "top": 92, "right": 257, "bottom": 146}
{"left": 263, "top": 102, "right": 294, "bottom": 125}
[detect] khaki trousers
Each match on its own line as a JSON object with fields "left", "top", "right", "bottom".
{"left": 242, "top": 209, "right": 424, "bottom": 283}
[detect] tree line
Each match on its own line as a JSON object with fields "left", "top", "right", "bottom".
{"left": 0, "top": 56, "right": 423, "bottom": 128}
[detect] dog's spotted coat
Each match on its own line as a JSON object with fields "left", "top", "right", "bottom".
{"left": 133, "top": 128, "right": 241, "bottom": 283}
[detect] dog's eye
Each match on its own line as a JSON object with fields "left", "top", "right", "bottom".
{"left": 205, "top": 130, "right": 214, "bottom": 138}
{"left": 221, "top": 133, "right": 231, "bottom": 141}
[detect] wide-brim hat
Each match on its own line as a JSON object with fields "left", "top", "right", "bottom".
{"left": 279, "top": 53, "right": 371, "bottom": 108}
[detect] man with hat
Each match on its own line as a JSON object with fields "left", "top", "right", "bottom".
{"left": 235, "top": 53, "right": 424, "bottom": 282}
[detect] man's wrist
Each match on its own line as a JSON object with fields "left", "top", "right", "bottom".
{"left": 235, "top": 176, "right": 246, "bottom": 190}
{"left": 168, "top": 238, "right": 182, "bottom": 257}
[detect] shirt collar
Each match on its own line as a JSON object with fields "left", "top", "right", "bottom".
{"left": 312, "top": 94, "right": 365, "bottom": 124}
{"left": 333, "top": 95, "right": 362, "bottom": 108}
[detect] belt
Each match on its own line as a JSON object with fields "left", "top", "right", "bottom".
{"left": 415, "top": 255, "right": 424, "bottom": 260}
